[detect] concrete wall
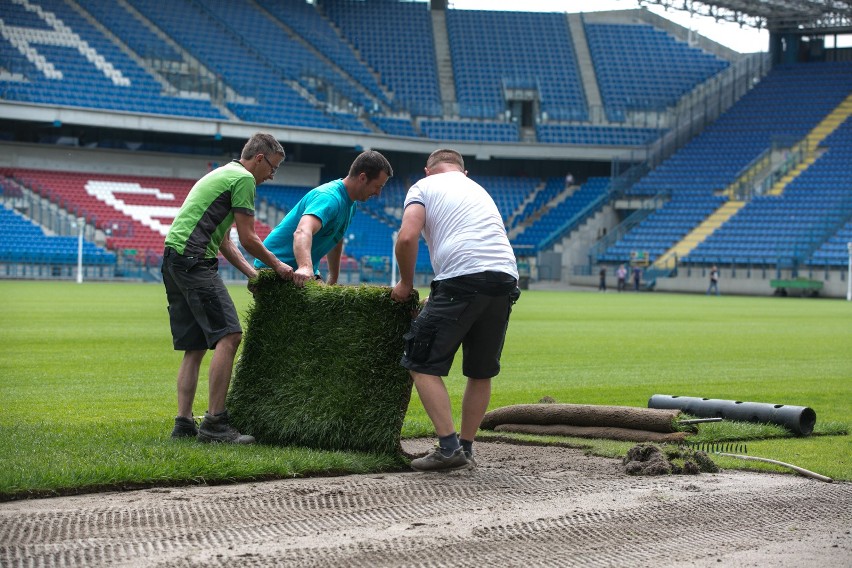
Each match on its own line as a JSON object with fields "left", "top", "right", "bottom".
{"left": 570, "top": 266, "right": 851, "bottom": 299}
{"left": 552, "top": 205, "right": 619, "bottom": 280}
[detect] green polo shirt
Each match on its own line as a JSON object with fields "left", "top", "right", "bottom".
{"left": 165, "top": 161, "right": 255, "bottom": 258}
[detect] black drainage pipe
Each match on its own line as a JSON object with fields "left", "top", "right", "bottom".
{"left": 648, "top": 394, "right": 816, "bottom": 436}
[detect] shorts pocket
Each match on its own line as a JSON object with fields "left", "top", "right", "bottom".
{"left": 169, "top": 254, "right": 199, "bottom": 273}
{"left": 403, "top": 325, "right": 436, "bottom": 364}
{"left": 197, "top": 286, "right": 227, "bottom": 330}
{"left": 427, "top": 295, "right": 472, "bottom": 322}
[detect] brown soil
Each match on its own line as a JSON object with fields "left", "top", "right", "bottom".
{"left": 1, "top": 439, "right": 849, "bottom": 567}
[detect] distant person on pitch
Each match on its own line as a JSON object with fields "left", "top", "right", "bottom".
{"left": 707, "top": 264, "right": 720, "bottom": 296}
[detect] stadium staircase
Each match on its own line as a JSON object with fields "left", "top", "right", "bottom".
{"left": 515, "top": 177, "right": 611, "bottom": 254}
{"left": 567, "top": 14, "right": 603, "bottom": 113}
{"left": 430, "top": 8, "right": 456, "bottom": 116}
{"left": 807, "top": 115, "right": 852, "bottom": 267}
{"left": 652, "top": 200, "right": 745, "bottom": 270}
{"left": 766, "top": 92, "right": 852, "bottom": 196}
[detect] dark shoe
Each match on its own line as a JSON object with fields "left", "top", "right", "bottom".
{"left": 171, "top": 416, "right": 198, "bottom": 439}
{"left": 464, "top": 450, "right": 477, "bottom": 468}
{"left": 411, "top": 446, "right": 470, "bottom": 472}
{"left": 197, "top": 410, "right": 255, "bottom": 444}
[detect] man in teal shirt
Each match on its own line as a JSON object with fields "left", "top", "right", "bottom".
{"left": 163, "top": 132, "right": 293, "bottom": 443}
{"left": 257, "top": 151, "right": 393, "bottom": 286}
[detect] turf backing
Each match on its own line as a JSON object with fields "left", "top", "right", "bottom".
{"left": 228, "top": 272, "right": 420, "bottom": 454}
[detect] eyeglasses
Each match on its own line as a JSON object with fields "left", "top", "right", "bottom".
{"left": 262, "top": 154, "right": 280, "bottom": 174}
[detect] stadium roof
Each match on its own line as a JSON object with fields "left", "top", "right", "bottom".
{"left": 638, "top": 0, "right": 852, "bottom": 33}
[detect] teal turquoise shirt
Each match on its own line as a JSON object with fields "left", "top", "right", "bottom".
{"left": 256, "top": 179, "right": 356, "bottom": 271}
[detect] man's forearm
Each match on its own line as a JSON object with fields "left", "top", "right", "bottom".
{"left": 326, "top": 241, "right": 343, "bottom": 284}
{"left": 394, "top": 236, "right": 418, "bottom": 285}
{"left": 241, "top": 235, "right": 283, "bottom": 271}
{"left": 293, "top": 229, "right": 314, "bottom": 272}
{"left": 221, "top": 238, "right": 257, "bottom": 279}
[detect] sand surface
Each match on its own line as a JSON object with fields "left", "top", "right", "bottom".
{"left": 1, "top": 439, "right": 849, "bottom": 567}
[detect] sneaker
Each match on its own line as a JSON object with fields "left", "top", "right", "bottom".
{"left": 410, "top": 446, "right": 470, "bottom": 472}
{"left": 197, "top": 410, "right": 255, "bottom": 444}
{"left": 171, "top": 416, "right": 198, "bottom": 439}
{"left": 464, "top": 450, "right": 477, "bottom": 468}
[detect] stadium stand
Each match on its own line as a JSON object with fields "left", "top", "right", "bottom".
{"left": 692, "top": 115, "right": 852, "bottom": 267}
{"left": 258, "top": 185, "right": 313, "bottom": 213}
{"left": 467, "top": 176, "right": 539, "bottom": 226}
{"left": 420, "top": 120, "right": 519, "bottom": 143}
{"left": 196, "top": 0, "right": 377, "bottom": 122}
{"left": 0, "top": 1, "right": 733, "bottom": 146}
{"left": 323, "top": 0, "right": 442, "bottom": 117}
{"left": 0, "top": 168, "right": 273, "bottom": 261}
{"left": 124, "top": 0, "right": 343, "bottom": 129}
{"left": 0, "top": 203, "right": 115, "bottom": 266}
{"left": 598, "top": 196, "right": 725, "bottom": 264}
{"left": 511, "top": 177, "right": 569, "bottom": 230}
{"left": 446, "top": 10, "right": 587, "bottom": 122}
{"left": 514, "top": 177, "right": 611, "bottom": 252}
{"left": 74, "top": 0, "right": 181, "bottom": 63}
{"left": 2, "top": 1, "right": 849, "bottom": 294}
{"left": 536, "top": 124, "right": 665, "bottom": 146}
{"left": 370, "top": 116, "right": 420, "bottom": 138}
{"left": 257, "top": 0, "right": 391, "bottom": 108}
{"left": 0, "top": 0, "right": 224, "bottom": 119}
{"left": 807, "top": 120, "right": 852, "bottom": 267}
{"left": 600, "top": 61, "right": 852, "bottom": 266}
{"left": 585, "top": 22, "right": 729, "bottom": 122}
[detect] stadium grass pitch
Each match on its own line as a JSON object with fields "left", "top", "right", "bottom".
{"left": 0, "top": 280, "right": 849, "bottom": 498}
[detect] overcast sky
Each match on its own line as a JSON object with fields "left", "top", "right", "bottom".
{"left": 445, "top": 0, "right": 772, "bottom": 53}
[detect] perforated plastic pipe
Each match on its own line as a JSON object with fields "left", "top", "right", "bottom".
{"left": 649, "top": 394, "right": 816, "bottom": 436}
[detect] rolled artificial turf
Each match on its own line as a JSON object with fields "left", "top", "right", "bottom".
{"left": 229, "top": 271, "right": 420, "bottom": 454}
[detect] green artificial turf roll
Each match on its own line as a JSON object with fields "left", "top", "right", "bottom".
{"left": 228, "top": 270, "right": 419, "bottom": 454}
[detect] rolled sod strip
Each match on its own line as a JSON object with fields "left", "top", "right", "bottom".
{"left": 493, "top": 424, "right": 688, "bottom": 443}
{"left": 481, "top": 404, "right": 682, "bottom": 433}
{"left": 228, "top": 271, "right": 419, "bottom": 454}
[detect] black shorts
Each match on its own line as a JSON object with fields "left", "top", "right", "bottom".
{"left": 401, "top": 271, "right": 519, "bottom": 379}
{"left": 161, "top": 248, "right": 242, "bottom": 351}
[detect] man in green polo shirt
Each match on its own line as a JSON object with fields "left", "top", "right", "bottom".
{"left": 162, "top": 132, "right": 293, "bottom": 443}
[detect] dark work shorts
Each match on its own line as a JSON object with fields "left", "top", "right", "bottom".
{"left": 401, "top": 271, "right": 520, "bottom": 379}
{"left": 161, "top": 247, "right": 242, "bottom": 351}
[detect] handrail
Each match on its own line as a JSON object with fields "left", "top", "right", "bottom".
{"left": 727, "top": 139, "right": 809, "bottom": 200}
{"left": 588, "top": 190, "right": 670, "bottom": 263}
{"left": 536, "top": 190, "right": 611, "bottom": 253}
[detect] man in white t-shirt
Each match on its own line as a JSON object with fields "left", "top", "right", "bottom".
{"left": 391, "top": 149, "right": 520, "bottom": 472}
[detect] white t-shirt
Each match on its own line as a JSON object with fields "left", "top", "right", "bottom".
{"left": 404, "top": 171, "right": 519, "bottom": 281}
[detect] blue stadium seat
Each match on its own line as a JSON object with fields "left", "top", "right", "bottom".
{"left": 0, "top": 206, "right": 116, "bottom": 266}
{"left": 602, "top": 62, "right": 852, "bottom": 266}
{"left": 585, "top": 22, "right": 728, "bottom": 122}
{"left": 447, "top": 10, "right": 587, "bottom": 121}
